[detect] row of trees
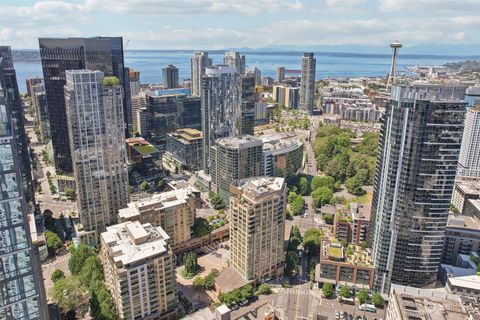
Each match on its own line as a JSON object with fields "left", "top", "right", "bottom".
{"left": 285, "top": 226, "right": 302, "bottom": 275}
{"left": 51, "top": 245, "right": 115, "bottom": 319}
{"left": 314, "top": 126, "right": 379, "bottom": 196}
{"left": 218, "top": 284, "right": 254, "bottom": 307}
{"left": 321, "top": 283, "right": 385, "bottom": 307}
{"left": 193, "top": 269, "right": 219, "bottom": 290}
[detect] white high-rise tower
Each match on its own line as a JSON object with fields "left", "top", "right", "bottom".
{"left": 387, "top": 41, "right": 402, "bottom": 90}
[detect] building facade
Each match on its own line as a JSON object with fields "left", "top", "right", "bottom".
{"left": 442, "top": 215, "right": 480, "bottom": 265}
{"left": 0, "top": 49, "right": 48, "bottom": 320}
{"left": 210, "top": 136, "right": 263, "bottom": 200}
{"left": 369, "top": 84, "right": 467, "bottom": 293}
{"left": 451, "top": 182, "right": 480, "bottom": 214}
{"left": 118, "top": 188, "right": 196, "bottom": 246}
{"left": 162, "top": 64, "right": 179, "bottom": 89}
{"left": 65, "top": 70, "right": 128, "bottom": 244}
{"left": 31, "top": 83, "right": 50, "bottom": 142}
{"left": 229, "top": 177, "right": 286, "bottom": 283}
{"left": 261, "top": 135, "right": 303, "bottom": 178}
{"left": 299, "top": 53, "right": 316, "bottom": 114}
{"left": 100, "top": 222, "right": 177, "bottom": 320}
{"left": 191, "top": 51, "right": 212, "bottom": 97}
{"left": 201, "top": 65, "right": 242, "bottom": 173}
{"left": 39, "top": 37, "right": 131, "bottom": 173}
{"left": 275, "top": 67, "right": 285, "bottom": 83}
{"left": 165, "top": 128, "right": 203, "bottom": 171}
{"left": 223, "top": 51, "right": 245, "bottom": 75}
{"left": 457, "top": 106, "right": 480, "bottom": 179}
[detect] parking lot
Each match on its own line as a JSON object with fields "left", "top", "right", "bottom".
{"left": 318, "top": 297, "right": 385, "bottom": 320}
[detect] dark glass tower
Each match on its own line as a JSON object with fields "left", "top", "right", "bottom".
{"left": 369, "top": 84, "right": 467, "bottom": 294}
{"left": 0, "top": 46, "right": 47, "bottom": 319}
{"left": 39, "top": 37, "right": 131, "bottom": 173}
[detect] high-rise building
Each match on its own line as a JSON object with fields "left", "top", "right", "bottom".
{"left": 162, "top": 64, "right": 179, "bottom": 89}
{"left": 25, "top": 77, "right": 43, "bottom": 96}
{"left": 275, "top": 66, "right": 285, "bottom": 83}
{"left": 252, "top": 67, "right": 261, "bottom": 86}
{"left": 118, "top": 188, "right": 196, "bottom": 246}
{"left": 457, "top": 106, "right": 480, "bottom": 179}
{"left": 240, "top": 72, "right": 256, "bottom": 135}
{"left": 191, "top": 51, "right": 212, "bottom": 96}
{"left": 229, "top": 177, "right": 286, "bottom": 282}
{"left": 210, "top": 136, "right": 263, "bottom": 200}
{"left": 369, "top": 84, "right": 467, "bottom": 294}
{"left": 0, "top": 47, "right": 48, "bottom": 320}
{"left": 65, "top": 70, "right": 128, "bottom": 244}
{"left": 39, "top": 37, "right": 131, "bottom": 173}
{"left": 31, "top": 83, "right": 50, "bottom": 142}
{"left": 0, "top": 46, "right": 34, "bottom": 204}
{"left": 100, "top": 221, "right": 177, "bottom": 320}
{"left": 165, "top": 128, "right": 203, "bottom": 171}
{"left": 465, "top": 86, "right": 480, "bottom": 107}
{"left": 137, "top": 92, "right": 201, "bottom": 151}
{"left": 299, "top": 53, "right": 316, "bottom": 114}
{"left": 201, "top": 65, "right": 242, "bottom": 173}
{"left": 223, "top": 51, "right": 246, "bottom": 75}
{"left": 129, "top": 69, "right": 140, "bottom": 97}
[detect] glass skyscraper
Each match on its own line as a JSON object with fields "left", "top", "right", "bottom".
{"left": 369, "top": 84, "right": 467, "bottom": 294}
{"left": 0, "top": 47, "right": 47, "bottom": 319}
{"left": 39, "top": 37, "right": 131, "bottom": 174}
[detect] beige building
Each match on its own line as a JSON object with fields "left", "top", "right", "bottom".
{"left": 100, "top": 221, "right": 177, "bottom": 320}
{"left": 118, "top": 189, "right": 196, "bottom": 246}
{"left": 386, "top": 285, "right": 469, "bottom": 320}
{"left": 229, "top": 177, "right": 286, "bottom": 283}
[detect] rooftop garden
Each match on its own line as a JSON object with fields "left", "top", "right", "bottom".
{"left": 132, "top": 144, "right": 158, "bottom": 155}
{"left": 102, "top": 76, "right": 120, "bottom": 87}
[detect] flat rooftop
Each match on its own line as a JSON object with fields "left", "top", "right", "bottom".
{"left": 215, "top": 266, "right": 249, "bottom": 293}
{"left": 448, "top": 275, "right": 480, "bottom": 291}
{"left": 169, "top": 128, "right": 203, "bottom": 142}
{"left": 118, "top": 188, "right": 194, "bottom": 220}
{"left": 101, "top": 221, "right": 170, "bottom": 267}
{"left": 391, "top": 285, "right": 469, "bottom": 320}
{"left": 455, "top": 181, "right": 480, "bottom": 195}
{"left": 350, "top": 202, "right": 371, "bottom": 221}
{"left": 447, "top": 214, "right": 480, "bottom": 230}
{"left": 215, "top": 135, "right": 262, "bottom": 149}
{"left": 235, "top": 176, "right": 285, "bottom": 198}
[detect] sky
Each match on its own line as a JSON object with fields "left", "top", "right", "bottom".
{"left": 1, "top": 0, "right": 480, "bottom": 52}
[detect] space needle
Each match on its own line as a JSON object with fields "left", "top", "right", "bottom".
{"left": 387, "top": 41, "right": 402, "bottom": 90}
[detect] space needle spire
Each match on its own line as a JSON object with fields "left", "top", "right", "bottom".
{"left": 387, "top": 41, "right": 402, "bottom": 90}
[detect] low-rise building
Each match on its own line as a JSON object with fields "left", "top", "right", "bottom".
{"left": 451, "top": 181, "right": 480, "bottom": 214}
{"left": 333, "top": 202, "right": 370, "bottom": 245}
{"left": 118, "top": 188, "right": 196, "bottom": 246}
{"left": 165, "top": 128, "right": 203, "bottom": 171}
{"left": 315, "top": 239, "right": 375, "bottom": 289}
{"left": 439, "top": 253, "right": 478, "bottom": 284}
{"left": 442, "top": 214, "right": 480, "bottom": 264}
{"left": 386, "top": 285, "right": 469, "bottom": 320}
{"left": 464, "top": 199, "right": 480, "bottom": 219}
{"left": 447, "top": 275, "right": 480, "bottom": 298}
{"left": 125, "top": 137, "right": 164, "bottom": 188}
{"left": 100, "top": 221, "right": 177, "bottom": 320}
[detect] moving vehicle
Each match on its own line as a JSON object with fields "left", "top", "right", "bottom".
{"left": 360, "top": 304, "right": 377, "bottom": 313}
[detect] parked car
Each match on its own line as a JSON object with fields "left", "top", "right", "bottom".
{"left": 335, "top": 310, "right": 341, "bottom": 319}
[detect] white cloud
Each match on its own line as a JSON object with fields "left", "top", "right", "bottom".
{"left": 379, "top": 0, "right": 480, "bottom": 12}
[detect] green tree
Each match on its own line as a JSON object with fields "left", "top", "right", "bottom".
{"left": 323, "top": 213, "right": 334, "bottom": 225}
{"left": 68, "top": 244, "right": 96, "bottom": 275}
{"left": 299, "top": 177, "right": 309, "bottom": 195}
{"left": 79, "top": 256, "right": 104, "bottom": 289}
{"left": 322, "top": 283, "right": 334, "bottom": 298}
{"left": 192, "top": 217, "right": 210, "bottom": 237}
{"left": 371, "top": 293, "right": 385, "bottom": 307}
{"left": 290, "top": 195, "right": 305, "bottom": 216}
{"left": 311, "top": 186, "right": 333, "bottom": 207}
{"left": 285, "top": 250, "right": 299, "bottom": 275}
{"left": 339, "top": 285, "right": 352, "bottom": 298}
{"left": 357, "top": 289, "right": 369, "bottom": 304}
{"left": 256, "top": 283, "right": 272, "bottom": 295}
{"left": 193, "top": 276, "right": 205, "bottom": 290}
{"left": 184, "top": 252, "right": 199, "bottom": 276}
{"left": 288, "top": 191, "right": 298, "bottom": 204}
{"left": 155, "top": 178, "right": 165, "bottom": 190}
{"left": 360, "top": 241, "right": 367, "bottom": 250}
{"left": 51, "top": 276, "right": 88, "bottom": 316}
{"left": 64, "top": 187, "right": 75, "bottom": 200}
{"left": 139, "top": 180, "right": 150, "bottom": 192}
{"left": 51, "top": 269, "right": 65, "bottom": 283}
{"left": 128, "top": 185, "right": 134, "bottom": 193}
{"left": 288, "top": 226, "right": 303, "bottom": 251}
{"left": 345, "top": 175, "right": 364, "bottom": 196}
{"left": 303, "top": 228, "right": 323, "bottom": 255}
{"left": 311, "top": 175, "right": 335, "bottom": 191}
{"left": 45, "top": 230, "right": 62, "bottom": 254}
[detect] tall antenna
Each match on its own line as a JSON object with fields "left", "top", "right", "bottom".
{"left": 387, "top": 41, "right": 402, "bottom": 91}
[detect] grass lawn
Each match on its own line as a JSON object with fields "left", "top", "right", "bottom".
{"left": 352, "top": 192, "right": 373, "bottom": 204}
{"left": 133, "top": 144, "right": 158, "bottom": 155}
{"left": 328, "top": 246, "right": 343, "bottom": 259}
